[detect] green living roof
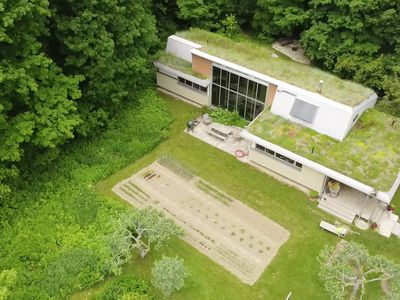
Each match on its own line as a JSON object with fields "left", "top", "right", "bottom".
{"left": 176, "top": 29, "right": 374, "bottom": 107}
{"left": 248, "top": 109, "right": 400, "bottom": 192}
{"left": 157, "top": 52, "right": 207, "bottom": 79}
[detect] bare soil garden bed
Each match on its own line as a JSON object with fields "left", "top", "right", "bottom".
{"left": 112, "top": 158, "right": 290, "bottom": 285}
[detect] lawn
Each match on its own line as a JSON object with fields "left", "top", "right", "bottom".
{"left": 73, "top": 93, "right": 400, "bottom": 300}
{"left": 248, "top": 108, "right": 400, "bottom": 192}
{"left": 176, "top": 29, "right": 374, "bottom": 106}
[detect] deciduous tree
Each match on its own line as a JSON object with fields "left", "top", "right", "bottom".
{"left": 319, "top": 241, "right": 400, "bottom": 300}
{"left": 108, "top": 209, "right": 183, "bottom": 274}
{"left": 50, "top": 0, "right": 158, "bottom": 135}
{"left": 151, "top": 256, "right": 189, "bottom": 298}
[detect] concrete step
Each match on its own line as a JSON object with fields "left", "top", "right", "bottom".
{"left": 318, "top": 199, "right": 356, "bottom": 223}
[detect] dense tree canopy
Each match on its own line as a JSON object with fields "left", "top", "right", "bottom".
{"left": 252, "top": 0, "right": 400, "bottom": 117}
{"left": 50, "top": 0, "right": 158, "bottom": 135}
{"left": 253, "top": 0, "right": 309, "bottom": 40}
{"left": 0, "top": 0, "right": 159, "bottom": 198}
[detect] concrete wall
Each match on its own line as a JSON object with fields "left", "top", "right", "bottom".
{"left": 271, "top": 90, "right": 353, "bottom": 140}
{"left": 156, "top": 72, "right": 209, "bottom": 106}
{"left": 166, "top": 35, "right": 202, "bottom": 63}
{"left": 249, "top": 146, "right": 326, "bottom": 192}
{"left": 192, "top": 54, "right": 212, "bottom": 78}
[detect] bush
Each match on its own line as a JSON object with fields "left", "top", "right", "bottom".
{"left": 151, "top": 256, "right": 189, "bottom": 298}
{"left": 96, "top": 275, "right": 152, "bottom": 300}
{"left": 219, "top": 14, "right": 240, "bottom": 38}
{"left": 0, "top": 90, "right": 173, "bottom": 299}
{"left": 208, "top": 108, "right": 249, "bottom": 128}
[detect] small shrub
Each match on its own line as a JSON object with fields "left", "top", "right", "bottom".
{"left": 309, "top": 190, "right": 319, "bottom": 198}
{"left": 96, "top": 275, "right": 152, "bottom": 300}
{"left": 219, "top": 14, "right": 240, "bottom": 38}
{"left": 208, "top": 108, "right": 249, "bottom": 128}
{"left": 151, "top": 256, "right": 189, "bottom": 298}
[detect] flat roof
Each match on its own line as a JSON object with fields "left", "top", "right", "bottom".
{"left": 176, "top": 29, "right": 375, "bottom": 107}
{"left": 157, "top": 52, "right": 207, "bottom": 79}
{"left": 248, "top": 108, "right": 400, "bottom": 192}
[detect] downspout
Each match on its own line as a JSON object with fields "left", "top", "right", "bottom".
{"left": 367, "top": 190, "right": 380, "bottom": 224}
{"left": 357, "top": 190, "right": 378, "bottom": 220}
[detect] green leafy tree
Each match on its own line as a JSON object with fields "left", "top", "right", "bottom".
{"left": 50, "top": 0, "right": 158, "bottom": 135}
{"left": 219, "top": 14, "right": 240, "bottom": 38}
{"left": 108, "top": 209, "right": 183, "bottom": 274}
{"left": 253, "top": 0, "right": 309, "bottom": 41}
{"left": 176, "top": 0, "right": 230, "bottom": 30}
{"left": 0, "top": 0, "right": 82, "bottom": 197}
{"left": 151, "top": 256, "right": 189, "bottom": 298}
{"left": 152, "top": 0, "right": 181, "bottom": 41}
{"left": 301, "top": 0, "right": 400, "bottom": 69}
{"left": 378, "top": 75, "right": 400, "bottom": 117}
{"left": 319, "top": 241, "right": 400, "bottom": 300}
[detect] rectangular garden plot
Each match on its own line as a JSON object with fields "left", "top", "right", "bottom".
{"left": 112, "top": 158, "right": 290, "bottom": 285}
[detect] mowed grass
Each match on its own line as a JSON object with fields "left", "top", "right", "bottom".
{"left": 73, "top": 93, "right": 400, "bottom": 300}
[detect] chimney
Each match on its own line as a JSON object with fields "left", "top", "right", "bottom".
{"left": 317, "top": 80, "right": 324, "bottom": 93}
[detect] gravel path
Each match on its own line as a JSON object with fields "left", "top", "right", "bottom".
{"left": 112, "top": 162, "right": 290, "bottom": 285}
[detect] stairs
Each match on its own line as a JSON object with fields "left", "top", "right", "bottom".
{"left": 318, "top": 197, "right": 357, "bottom": 223}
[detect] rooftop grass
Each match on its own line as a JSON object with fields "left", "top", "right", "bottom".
{"left": 156, "top": 52, "right": 207, "bottom": 79}
{"left": 248, "top": 108, "right": 400, "bottom": 192}
{"left": 176, "top": 29, "right": 374, "bottom": 106}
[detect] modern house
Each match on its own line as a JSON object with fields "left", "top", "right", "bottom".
{"left": 154, "top": 29, "right": 400, "bottom": 236}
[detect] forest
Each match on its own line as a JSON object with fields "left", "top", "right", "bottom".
{"left": 0, "top": 0, "right": 399, "bottom": 299}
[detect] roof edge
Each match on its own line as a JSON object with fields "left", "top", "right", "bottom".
{"left": 241, "top": 130, "right": 394, "bottom": 203}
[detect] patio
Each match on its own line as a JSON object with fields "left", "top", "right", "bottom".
{"left": 319, "top": 184, "right": 399, "bottom": 237}
{"left": 187, "top": 119, "right": 250, "bottom": 163}
{"left": 187, "top": 117, "right": 316, "bottom": 194}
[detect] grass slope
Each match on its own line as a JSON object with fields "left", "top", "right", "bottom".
{"left": 74, "top": 93, "right": 400, "bottom": 300}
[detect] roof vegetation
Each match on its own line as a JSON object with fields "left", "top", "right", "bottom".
{"left": 248, "top": 109, "right": 400, "bottom": 191}
{"left": 176, "top": 29, "right": 374, "bottom": 106}
{"left": 156, "top": 52, "right": 207, "bottom": 79}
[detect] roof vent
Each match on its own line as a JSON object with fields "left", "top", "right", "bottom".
{"left": 317, "top": 80, "right": 324, "bottom": 93}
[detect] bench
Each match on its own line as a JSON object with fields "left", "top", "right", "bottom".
{"left": 320, "top": 220, "right": 349, "bottom": 238}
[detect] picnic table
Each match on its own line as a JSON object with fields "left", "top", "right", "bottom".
{"left": 207, "top": 123, "right": 232, "bottom": 140}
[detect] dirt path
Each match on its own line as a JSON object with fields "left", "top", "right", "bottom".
{"left": 112, "top": 161, "right": 290, "bottom": 285}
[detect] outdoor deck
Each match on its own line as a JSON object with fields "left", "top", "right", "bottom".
{"left": 319, "top": 184, "right": 399, "bottom": 237}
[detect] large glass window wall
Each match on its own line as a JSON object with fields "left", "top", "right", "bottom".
{"left": 212, "top": 66, "right": 267, "bottom": 121}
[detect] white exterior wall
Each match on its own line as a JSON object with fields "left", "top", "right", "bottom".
{"left": 157, "top": 72, "right": 209, "bottom": 106}
{"left": 191, "top": 48, "right": 377, "bottom": 141}
{"left": 345, "top": 94, "right": 377, "bottom": 135}
{"left": 166, "top": 35, "right": 202, "bottom": 63}
{"left": 249, "top": 146, "right": 326, "bottom": 192}
{"left": 270, "top": 90, "right": 354, "bottom": 141}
